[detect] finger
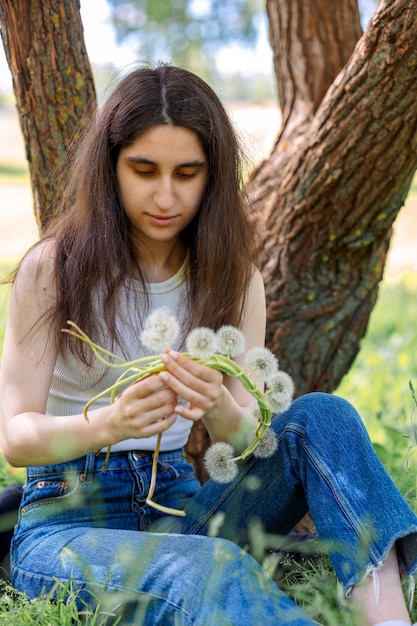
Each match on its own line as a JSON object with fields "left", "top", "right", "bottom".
{"left": 117, "top": 383, "right": 178, "bottom": 433}
{"left": 160, "top": 354, "right": 222, "bottom": 399}
{"left": 158, "top": 370, "right": 222, "bottom": 417}
{"left": 174, "top": 403, "right": 205, "bottom": 423}
{"left": 135, "top": 412, "right": 178, "bottom": 438}
{"left": 158, "top": 369, "right": 203, "bottom": 403}
{"left": 128, "top": 373, "right": 175, "bottom": 397}
{"left": 162, "top": 351, "right": 217, "bottom": 383}
{"left": 120, "top": 394, "right": 178, "bottom": 430}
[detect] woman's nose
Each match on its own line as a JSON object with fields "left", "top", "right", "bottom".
{"left": 154, "top": 177, "right": 175, "bottom": 210}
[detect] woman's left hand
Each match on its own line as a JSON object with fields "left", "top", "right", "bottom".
{"left": 159, "top": 350, "right": 224, "bottom": 422}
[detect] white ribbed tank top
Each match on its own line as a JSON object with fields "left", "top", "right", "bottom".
{"left": 46, "top": 260, "right": 193, "bottom": 452}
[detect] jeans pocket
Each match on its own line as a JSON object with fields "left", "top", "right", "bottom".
{"left": 159, "top": 456, "right": 198, "bottom": 484}
{"left": 20, "top": 471, "right": 82, "bottom": 515}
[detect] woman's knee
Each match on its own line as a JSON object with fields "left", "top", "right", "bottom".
{"left": 273, "top": 392, "right": 366, "bottom": 438}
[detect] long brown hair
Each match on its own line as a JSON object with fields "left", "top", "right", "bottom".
{"left": 37, "top": 65, "right": 260, "bottom": 359}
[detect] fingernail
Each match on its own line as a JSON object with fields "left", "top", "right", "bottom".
{"left": 160, "top": 372, "right": 169, "bottom": 382}
{"left": 169, "top": 350, "right": 178, "bottom": 360}
{"left": 160, "top": 354, "right": 168, "bottom": 364}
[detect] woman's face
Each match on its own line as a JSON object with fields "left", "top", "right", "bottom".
{"left": 116, "top": 125, "right": 208, "bottom": 252}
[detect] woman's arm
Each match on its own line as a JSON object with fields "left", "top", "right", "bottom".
{"left": 0, "top": 243, "right": 179, "bottom": 467}
{"left": 158, "top": 268, "right": 266, "bottom": 447}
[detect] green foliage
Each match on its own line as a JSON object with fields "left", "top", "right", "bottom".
{"left": 336, "top": 272, "right": 417, "bottom": 515}
{"left": 0, "top": 160, "right": 29, "bottom": 184}
{"left": 106, "top": 0, "right": 265, "bottom": 85}
{"left": 0, "top": 580, "right": 122, "bottom": 625}
{"left": 272, "top": 555, "right": 357, "bottom": 625}
{"left": 0, "top": 454, "right": 24, "bottom": 489}
{"left": 336, "top": 272, "right": 417, "bottom": 424}
{"left": 336, "top": 271, "right": 417, "bottom": 485}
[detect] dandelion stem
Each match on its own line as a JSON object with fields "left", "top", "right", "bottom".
{"left": 65, "top": 319, "right": 275, "bottom": 509}
{"left": 146, "top": 433, "right": 186, "bottom": 517}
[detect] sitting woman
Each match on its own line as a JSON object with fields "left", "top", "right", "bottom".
{"left": 0, "top": 64, "right": 416, "bottom": 625}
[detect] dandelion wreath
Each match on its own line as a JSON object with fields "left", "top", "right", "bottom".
{"left": 64, "top": 308, "right": 294, "bottom": 517}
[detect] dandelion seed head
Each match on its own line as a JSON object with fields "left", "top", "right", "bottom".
{"left": 186, "top": 327, "right": 218, "bottom": 359}
{"left": 140, "top": 307, "right": 180, "bottom": 352}
{"left": 245, "top": 347, "right": 279, "bottom": 382}
{"left": 267, "top": 371, "right": 295, "bottom": 399}
{"left": 216, "top": 326, "right": 246, "bottom": 357}
{"left": 268, "top": 395, "right": 292, "bottom": 414}
{"left": 204, "top": 442, "right": 238, "bottom": 483}
{"left": 244, "top": 403, "right": 261, "bottom": 422}
{"left": 252, "top": 428, "right": 278, "bottom": 458}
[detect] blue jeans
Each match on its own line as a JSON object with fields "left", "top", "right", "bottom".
{"left": 11, "top": 393, "right": 417, "bottom": 625}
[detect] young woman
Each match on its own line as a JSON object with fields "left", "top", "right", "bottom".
{"left": 0, "top": 64, "right": 416, "bottom": 626}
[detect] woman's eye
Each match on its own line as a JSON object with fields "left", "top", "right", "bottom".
{"left": 135, "top": 169, "right": 155, "bottom": 176}
{"left": 176, "top": 169, "right": 197, "bottom": 179}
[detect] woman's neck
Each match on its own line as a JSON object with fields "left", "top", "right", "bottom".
{"left": 135, "top": 242, "right": 187, "bottom": 283}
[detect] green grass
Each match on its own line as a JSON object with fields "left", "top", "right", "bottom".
{"left": 1, "top": 260, "right": 417, "bottom": 623}
{"left": 0, "top": 579, "right": 122, "bottom": 625}
{"left": 0, "top": 160, "right": 29, "bottom": 184}
{"left": 336, "top": 271, "right": 417, "bottom": 425}
{"left": 336, "top": 271, "right": 417, "bottom": 506}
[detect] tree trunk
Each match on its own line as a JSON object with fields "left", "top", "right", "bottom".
{"left": 0, "top": 0, "right": 95, "bottom": 230}
{"left": 247, "top": 0, "right": 417, "bottom": 396}
{"left": 2, "top": 0, "right": 417, "bottom": 482}
{"left": 267, "top": 0, "right": 362, "bottom": 139}
{"left": 187, "top": 1, "right": 366, "bottom": 480}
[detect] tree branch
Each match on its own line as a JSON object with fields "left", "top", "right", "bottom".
{"left": 248, "top": 0, "right": 417, "bottom": 394}
{"left": 266, "top": 0, "right": 362, "bottom": 138}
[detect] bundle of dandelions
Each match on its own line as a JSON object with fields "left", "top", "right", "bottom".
{"left": 64, "top": 307, "right": 294, "bottom": 517}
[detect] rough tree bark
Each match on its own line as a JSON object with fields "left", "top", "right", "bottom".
{"left": 0, "top": 0, "right": 95, "bottom": 229}
{"left": 246, "top": 0, "right": 417, "bottom": 396}
{"left": 1, "top": 0, "right": 417, "bottom": 481}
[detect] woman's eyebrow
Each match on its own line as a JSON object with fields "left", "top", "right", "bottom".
{"left": 125, "top": 156, "right": 206, "bottom": 168}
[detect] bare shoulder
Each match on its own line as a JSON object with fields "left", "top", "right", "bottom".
{"left": 9, "top": 240, "right": 58, "bottom": 342}
{"left": 13, "top": 239, "right": 56, "bottom": 300}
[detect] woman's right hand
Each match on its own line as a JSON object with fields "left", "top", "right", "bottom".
{"left": 110, "top": 374, "right": 178, "bottom": 441}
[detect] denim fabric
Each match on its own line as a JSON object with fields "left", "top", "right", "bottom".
{"left": 11, "top": 393, "right": 417, "bottom": 624}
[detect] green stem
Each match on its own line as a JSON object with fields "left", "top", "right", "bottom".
{"left": 66, "top": 322, "right": 273, "bottom": 514}
{"left": 145, "top": 432, "right": 186, "bottom": 517}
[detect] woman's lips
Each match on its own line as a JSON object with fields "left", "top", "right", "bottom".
{"left": 148, "top": 214, "right": 177, "bottom": 226}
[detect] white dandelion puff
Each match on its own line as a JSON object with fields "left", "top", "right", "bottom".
{"left": 216, "top": 326, "right": 246, "bottom": 357}
{"left": 186, "top": 327, "right": 218, "bottom": 359}
{"left": 252, "top": 428, "right": 278, "bottom": 458}
{"left": 245, "top": 347, "right": 279, "bottom": 382}
{"left": 267, "top": 371, "right": 295, "bottom": 400}
{"left": 267, "top": 394, "right": 292, "bottom": 415}
{"left": 204, "top": 442, "right": 238, "bottom": 483}
{"left": 140, "top": 307, "right": 180, "bottom": 352}
{"left": 244, "top": 402, "right": 261, "bottom": 422}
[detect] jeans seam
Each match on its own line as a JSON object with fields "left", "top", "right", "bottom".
{"left": 285, "top": 422, "right": 380, "bottom": 565}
